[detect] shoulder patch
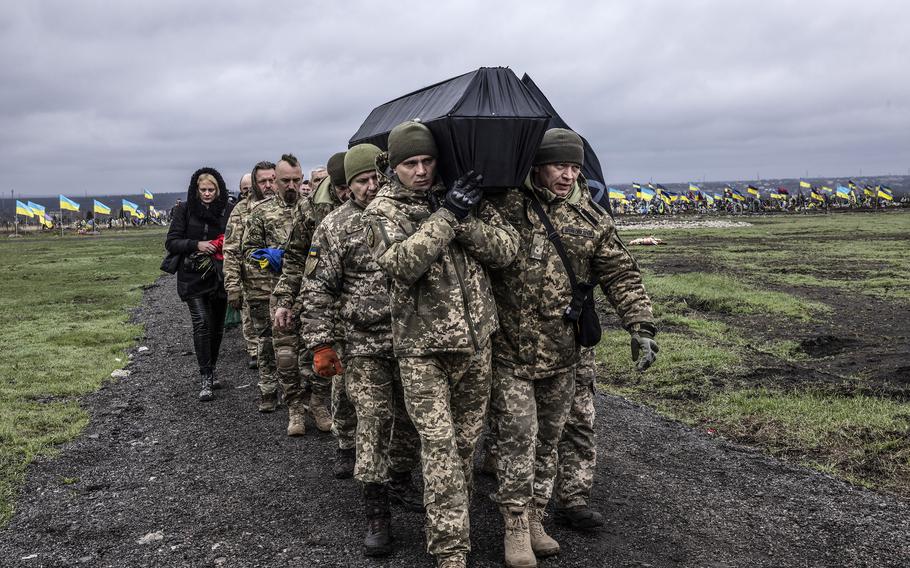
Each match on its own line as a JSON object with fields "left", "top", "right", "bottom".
{"left": 304, "top": 245, "right": 320, "bottom": 276}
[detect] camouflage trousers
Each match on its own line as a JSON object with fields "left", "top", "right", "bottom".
{"left": 398, "top": 341, "right": 492, "bottom": 559}
{"left": 247, "top": 300, "right": 277, "bottom": 396}
{"left": 268, "top": 298, "right": 305, "bottom": 409}
{"left": 299, "top": 349, "right": 332, "bottom": 400}
{"left": 240, "top": 290, "right": 257, "bottom": 357}
{"left": 345, "top": 356, "right": 420, "bottom": 483}
{"left": 555, "top": 347, "right": 597, "bottom": 508}
{"left": 333, "top": 371, "right": 357, "bottom": 451}
{"left": 489, "top": 363, "right": 575, "bottom": 508}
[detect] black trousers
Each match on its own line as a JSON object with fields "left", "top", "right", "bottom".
{"left": 185, "top": 292, "right": 227, "bottom": 376}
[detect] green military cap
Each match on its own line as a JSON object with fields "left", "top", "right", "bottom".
{"left": 327, "top": 151, "right": 347, "bottom": 187}
{"left": 534, "top": 127, "right": 584, "bottom": 166}
{"left": 344, "top": 144, "right": 382, "bottom": 185}
{"left": 388, "top": 120, "right": 438, "bottom": 168}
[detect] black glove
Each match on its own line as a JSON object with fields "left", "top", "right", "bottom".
{"left": 631, "top": 331, "right": 659, "bottom": 372}
{"left": 443, "top": 170, "right": 483, "bottom": 220}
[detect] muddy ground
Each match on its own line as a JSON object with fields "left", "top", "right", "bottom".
{"left": 1, "top": 277, "right": 909, "bottom": 567}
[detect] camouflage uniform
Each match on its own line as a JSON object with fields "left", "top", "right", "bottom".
{"left": 555, "top": 346, "right": 597, "bottom": 508}
{"left": 223, "top": 195, "right": 259, "bottom": 357}
{"left": 299, "top": 199, "right": 419, "bottom": 482}
{"left": 362, "top": 178, "right": 519, "bottom": 559}
{"left": 273, "top": 178, "right": 354, "bottom": 439}
{"left": 485, "top": 178, "right": 654, "bottom": 510}
{"left": 241, "top": 193, "right": 301, "bottom": 405}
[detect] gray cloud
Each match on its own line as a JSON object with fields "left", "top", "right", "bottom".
{"left": 1, "top": 0, "right": 908, "bottom": 197}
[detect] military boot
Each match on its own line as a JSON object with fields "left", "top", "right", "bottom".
{"left": 247, "top": 355, "right": 258, "bottom": 369}
{"left": 287, "top": 405, "right": 306, "bottom": 437}
{"left": 528, "top": 500, "right": 559, "bottom": 557}
{"left": 437, "top": 553, "right": 467, "bottom": 568}
{"left": 333, "top": 448, "right": 355, "bottom": 479}
{"left": 210, "top": 371, "right": 223, "bottom": 390}
{"left": 309, "top": 392, "right": 332, "bottom": 432}
{"left": 198, "top": 374, "right": 214, "bottom": 402}
{"left": 258, "top": 391, "right": 278, "bottom": 413}
{"left": 500, "top": 505, "right": 536, "bottom": 568}
{"left": 479, "top": 448, "right": 497, "bottom": 477}
{"left": 362, "top": 483, "right": 392, "bottom": 557}
{"left": 387, "top": 469, "right": 424, "bottom": 513}
{"left": 553, "top": 503, "right": 605, "bottom": 530}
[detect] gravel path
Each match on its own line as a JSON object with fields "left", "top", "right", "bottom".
{"left": 1, "top": 276, "right": 907, "bottom": 567}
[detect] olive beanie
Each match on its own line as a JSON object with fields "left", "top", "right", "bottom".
{"left": 388, "top": 121, "right": 438, "bottom": 168}
{"left": 533, "top": 128, "right": 584, "bottom": 166}
{"left": 344, "top": 144, "right": 382, "bottom": 185}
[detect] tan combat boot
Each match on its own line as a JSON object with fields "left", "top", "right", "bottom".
{"left": 287, "top": 405, "right": 306, "bottom": 437}
{"left": 500, "top": 505, "right": 537, "bottom": 568}
{"left": 528, "top": 501, "right": 559, "bottom": 557}
{"left": 309, "top": 392, "right": 332, "bottom": 432}
{"left": 437, "top": 553, "right": 467, "bottom": 568}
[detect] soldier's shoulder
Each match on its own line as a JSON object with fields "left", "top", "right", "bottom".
{"left": 570, "top": 193, "right": 611, "bottom": 229}
{"left": 363, "top": 195, "right": 398, "bottom": 218}
{"left": 248, "top": 195, "right": 276, "bottom": 214}
{"left": 320, "top": 200, "right": 357, "bottom": 229}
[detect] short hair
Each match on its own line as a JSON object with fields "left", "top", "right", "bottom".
{"left": 279, "top": 153, "right": 299, "bottom": 168}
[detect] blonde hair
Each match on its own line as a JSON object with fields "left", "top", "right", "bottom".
{"left": 197, "top": 173, "right": 220, "bottom": 197}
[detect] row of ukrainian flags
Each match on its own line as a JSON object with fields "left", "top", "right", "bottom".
{"left": 14, "top": 190, "right": 159, "bottom": 222}
{"left": 607, "top": 180, "right": 895, "bottom": 204}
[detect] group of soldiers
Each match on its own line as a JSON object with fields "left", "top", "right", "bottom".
{"left": 220, "top": 122, "right": 659, "bottom": 568}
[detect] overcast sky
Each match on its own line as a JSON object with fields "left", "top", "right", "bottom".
{"left": 2, "top": 0, "right": 908, "bottom": 198}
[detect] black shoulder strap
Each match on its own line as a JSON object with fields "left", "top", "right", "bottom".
{"left": 525, "top": 192, "right": 578, "bottom": 289}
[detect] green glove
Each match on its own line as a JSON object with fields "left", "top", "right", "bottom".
{"left": 631, "top": 331, "right": 659, "bottom": 371}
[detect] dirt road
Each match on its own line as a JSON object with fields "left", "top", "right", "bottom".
{"left": 1, "top": 277, "right": 907, "bottom": 567}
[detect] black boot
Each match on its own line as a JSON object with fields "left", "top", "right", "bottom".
{"left": 363, "top": 483, "right": 392, "bottom": 557}
{"left": 333, "top": 448, "right": 355, "bottom": 479}
{"left": 211, "top": 371, "right": 223, "bottom": 390}
{"left": 388, "top": 469, "right": 424, "bottom": 513}
{"left": 198, "top": 374, "right": 214, "bottom": 402}
{"left": 554, "top": 503, "right": 604, "bottom": 530}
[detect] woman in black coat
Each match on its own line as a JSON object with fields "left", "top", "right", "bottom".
{"left": 165, "top": 167, "right": 234, "bottom": 401}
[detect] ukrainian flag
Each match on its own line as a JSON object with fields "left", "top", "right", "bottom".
{"left": 631, "top": 182, "right": 641, "bottom": 191}
{"left": 16, "top": 200, "right": 35, "bottom": 218}
{"left": 638, "top": 187, "right": 655, "bottom": 201}
{"left": 608, "top": 188, "right": 625, "bottom": 200}
{"left": 60, "top": 194, "right": 80, "bottom": 212}
{"left": 747, "top": 185, "right": 760, "bottom": 197}
{"left": 704, "top": 193, "right": 715, "bottom": 205}
{"left": 799, "top": 180, "right": 812, "bottom": 189}
{"left": 820, "top": 186, "right": 833, "bottom": 193}
{"left": 94, "top": 199, "right": 112, "bottom": 215}
{"left": 810, "top": 189, "right": 824, "bottom": 201}
{"left": 864, "top": 185, "right": 874, "bottom": 197}
{"left": 835, "top": 186, "right": 851, "bottom": 199}
{"left": 144, "top": 189, "right": 154, "bottom": 200}
{"left": 877, "top": 186, "right": 893, "bottom": 201}
{"left": 136, "top": 209, "right": 146, "bottom": 219}
{"left": 848, "top": 180, "right": 857, "bottom": 190}
{"left": 731, "top": 190, "right": 746, "bottom": 202}
{"left": 27, "top": 201, "right": 45, "bottom": 216}
{"left": 122, "top": 199, "right": 140, "bottom": 215}
{"left": 770, "top": 193, "right": 785, "bottom": 200}
{"left": 689, "top": 183, "right": 701, "bottom": 193}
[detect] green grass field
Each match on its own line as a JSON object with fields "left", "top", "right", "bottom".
{"left": 0, "top": 228, "right": 165, "bottom": 524}
{"left": 605, "top": 210, "right": 910, "bottom": 495}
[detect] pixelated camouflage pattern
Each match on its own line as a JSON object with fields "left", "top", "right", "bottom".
{"left": 272, "top": 178, "right": 343, "bottom": 312}
{"left": 345, "top": 356, "right": 420, "bottom": 484}
{"left": 332, "top": 372, "right": 357, "bottom": 450}
{"left": 270, "top": 295, "right": 305, "bottom": 409}
{"left": 485, "top": 178, "right": 654, "bottom": 379}
{"left": 555, "top": 347, "right": 597, "bottom": 507}
{"left": 223, "top": 196, "right": 254, "bottom": 297}
{"left": 247, "top": 299, "right": 277, "bottom": 395}
{"left": 240, "top": 194, "right": 297, "bottom": 300}
{"left": 299, "top": 200, "right": 393, "bottom": 356}
{"left": 361, "top": 178, "right": 519, "bottom": 357}
{"left": 398, "top": 342, "right": 493, "bottom": 558}
{"left": 489, "top": 363, "right": 575, "bottom": 507}
{"left": 241, "top": 298, "right": 256, "bottom": 356}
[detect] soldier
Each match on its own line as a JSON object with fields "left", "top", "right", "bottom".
{"left": 301, "top": 143, "right": 422, "bottom": 557}
{"left": 273, "top": 151, "right": 351, "bottom": 457}
{"left": 362, "top": 121, "right": 519, "bottom": 568}
{"left": 485, "top": 128, "right": 658, "bottom": 568}
{"left": 308, "top": 166, "right": 328, "bottom": 197}
{"left": 553, "top": 346, "right": 603, "bottom": 529}
{"left": 225, "top": 164, "right": 276, "bottom": 369}
{"left": 242, "top": 154, "right": 307, "bottom": 435}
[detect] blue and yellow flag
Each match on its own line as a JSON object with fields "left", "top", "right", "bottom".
{"left": 877, "top": 186, "right": 893, "bottom": 201}
{"left": 16, "top": 200, "right": 35, "bottom": 218}
{"left": 608, "top": 188, "right": 625, "bottom": 200}
{"left": 27, "top": 201, "right": 45, "bottom": 216}
{"left": 94, "top": 199, "right": 112, "bottom": 215}
{"left": 122, "top": 199, "right": 140, "bottom": 215}
{"left": 60, "top": 194, "right": 80, "bottom": 212}
{"left": 638, "top": 187, "right": 655, "bottom": 201}
{"left": 848, "top": 180, "right": 857, "bottom": 190}
{"left": 810, "top": 189, "right": 824, "bottom": 201}
{"left": 799, "top": 180, "right": 812, "bottom": 189}
{"left": 631, "top": 182, "right": 641, "bottom": 191}
{"left": 835, "top": 186, "right": 851, "bottom": 199}
{"left": 747, "top": 185, "right": 760, "bottom": 197}
{"left": 820, "top": 186, "right": 833, "bottom": 193}
{"left": 688, "top": 183, "right": 701, "bottom": 193}
{"left": 143, "top": 189, "right": 154, "bottom": 200}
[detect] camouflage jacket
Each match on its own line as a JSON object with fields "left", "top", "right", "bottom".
{"left": 300, "top": 200, "right": 393, "bottom": 357}
{"left": 486, "top": 177, "right": 655, "bottom": 379}
{"left": 362, "top": 178, "right": 519, "bottom": 357}
{"left": 223, "top": 196, "right": 256, "bottom": 296}
{"left": 271, "top": 179, "right": 343, "bottom": 312}
{"left": 240, "top": 194, "right": 297, "bottom": 301}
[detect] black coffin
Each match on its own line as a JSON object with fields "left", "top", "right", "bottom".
{"left": 349, "top": 67, "right": 551, "bottom": 189}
